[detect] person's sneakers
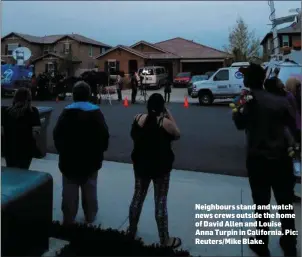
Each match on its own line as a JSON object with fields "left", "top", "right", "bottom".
{"left": 248, "top": 237, "right": 271, "bottom": 256}
{"left": 279, "top": 236, "right": 297, "bottom": 257}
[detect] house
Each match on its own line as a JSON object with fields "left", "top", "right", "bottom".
{"left": 261, "top": 21, "right": 301, "bottom": 60}
{"left": 1, "top": 32, "right": 112, "bottom": 75}
{"left": 96, "top": 37, "right": 231, "bottom": 80}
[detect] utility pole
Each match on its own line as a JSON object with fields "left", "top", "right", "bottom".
{"left": 267, "top": 1, "right": 300, "bottom": 60}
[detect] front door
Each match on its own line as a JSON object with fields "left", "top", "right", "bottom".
{"left": 129, "top": 60, "right": 138, "bottom": 74}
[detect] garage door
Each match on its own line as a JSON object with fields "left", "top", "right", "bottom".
{"left": 182, "top": 62, "right": 223, "bottom": 75}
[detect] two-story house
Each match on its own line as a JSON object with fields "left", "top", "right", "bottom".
{"left": 1, "top": 32, "right": 112, "bottom": 76}
{"left": 261, "top": 22, "right": 301, "bottom": 60}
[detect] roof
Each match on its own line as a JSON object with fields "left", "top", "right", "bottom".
{"left": 95, "top": 45, "right": 147, "bottom": 59}
{"left": 31, "top": 53, "right": 82, "bottom": 63}
{"left": 260, "top": 22, "right": 301, "bottom": 45}
{"left": 2, "top": 32, "right": 112, "bottom": 48}
{"left": 154, "top": 37, "right": 229, "bottom": 59}
{"left": 130, "top": 40, "right": 167, "bottom": 53}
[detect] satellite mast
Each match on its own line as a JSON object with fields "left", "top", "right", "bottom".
{"left": 267, "top": 1, "right": 301, "bottom": 60}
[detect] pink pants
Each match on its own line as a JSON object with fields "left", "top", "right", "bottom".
{"left": 61, "top": 172, "right": 98, "bottom": 223}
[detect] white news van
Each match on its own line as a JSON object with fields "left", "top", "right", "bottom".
{"left": 190, "top": 67, "right": 247, "bottom": 105}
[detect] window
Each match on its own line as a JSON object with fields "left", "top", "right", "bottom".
{"left": 155, "top": 68, "right": 162, "bottom": 75}
{"left": 214, "top": 70, "right": 229, "bottom": 81}
{"left": 108, "top": 61, "right": 116, "bottom": 73}
{"left": 64, "top": 43, "right": 70, "bottom": 54}
{"left": 6, "top": 43, "right": 19, "bottom": 56}
{"left": 44, "top": 45, "right": 55, "bottom": 54}
{"left": 45, "top": 62, "right": 55, "bottom": 73}
{"left": 160, "top": 68, "right": 165, "bottom": 74}
{"left": 100, "top": 47, "right": 106, "bottom": 54}
{"left": 282, "top": 35, "right": 289, "bottom": 47}
{"left": 89, "top": 46, "right": 93, "bottom": 57}
{"left": 267, "top": 39, "right": 271, "bottom": 51}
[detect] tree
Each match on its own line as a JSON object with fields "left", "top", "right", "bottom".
{"left": 224, "top": 17, "right": 261, "bottom": 62}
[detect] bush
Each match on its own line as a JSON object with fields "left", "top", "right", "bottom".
{"left": 51, "top": 221, "right": 192, "bottom": 256}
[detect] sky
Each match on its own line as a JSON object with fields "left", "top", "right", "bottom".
{"left": 1, "top": 1, "right": 301, "bottom": 51}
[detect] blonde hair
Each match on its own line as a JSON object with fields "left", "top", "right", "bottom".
{"left": 285, "top": 77, "right": 300, "bottom": 95}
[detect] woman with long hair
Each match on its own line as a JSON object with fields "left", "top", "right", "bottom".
{"left": 1, "top": 87, "right": 41, "bottom": 169}
{"left": 128, "top": 93, "right": 181, "bottom": 248}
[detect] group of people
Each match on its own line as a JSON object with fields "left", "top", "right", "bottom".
{"left": 116, "top": 71, "right": 172, "bottom": 104}
{"left": 233, "top": 63, "right": 300, "bottom": 257}
{"left": 1, "top": 62, "right": 300, "bottom": 254}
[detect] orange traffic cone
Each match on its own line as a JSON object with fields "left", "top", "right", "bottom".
{"left": 184, "top": 96, "right": 189, "bottom": 108}
{"left": 123, "top": 96, "right": 129, "bottom": 107}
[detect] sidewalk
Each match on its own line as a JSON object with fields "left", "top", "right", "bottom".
{"left": 2, "top": 154, "right": 301, "bottom": 256}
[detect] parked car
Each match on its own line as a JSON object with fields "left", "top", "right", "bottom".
{"left": 187, "top": 75, "right": 208, "bottom": 96}
{"left": 173, "top": 72, "right": 192, "bottom": 88}
{"left": 190, "top": 67, "right": 247, "bottom": 105}
{"left": 138, "top": 66, "right": 168, "bottom": 89}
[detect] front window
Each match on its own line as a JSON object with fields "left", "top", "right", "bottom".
{"left": 191, "top": 75, "right": 208, "bottom": 82}
{"left": 46, "top": 62, "right": 55, "bottom": 72}
{"left": 64, "top": 43, "right": 70, "bottom": 54}
{"left": 6, "top": 43, "right": 19, "bottom": 56}
{"left": 214, "top": 70, "right": 229, "bottom": 81}
{"left": 108, "top": 61, "right": 116, "bottom": 73}
{"left": 141, "top": 68, "right": 154, "bottom": 75}
{"left": 89, "top": 46, "right": 93, "bottom": 57}
{"left": 44, "top": 45, "right": 55, "bottom": 54}
{"left": 282, "top": 35, "right": 289, "bottom": 47}
{"left": 100, "top": 47, "right": 106, "bottom": 54}
{"left": 177, "top": 72, "right": 191, "bottom": 78}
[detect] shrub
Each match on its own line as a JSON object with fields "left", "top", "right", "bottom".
{"left": 51, "top": 221, "right": 192, "bottom": 256}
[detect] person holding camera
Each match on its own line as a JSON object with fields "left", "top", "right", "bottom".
{"left": 128, "top": 93, "right": 181, "bottom": 248}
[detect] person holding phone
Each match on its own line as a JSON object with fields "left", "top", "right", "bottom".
{"left": 128, "top": 93, "right": 181, "bottom": 248}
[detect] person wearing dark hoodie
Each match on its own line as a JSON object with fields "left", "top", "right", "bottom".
{"left": 233, "top": 64, "right": 297, "bottom": 257}
{"left": 53, "top": 81, "right": 109, "bottom": 224}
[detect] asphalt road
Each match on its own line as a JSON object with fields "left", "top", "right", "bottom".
{"left": 1, "top": 98, "right": 247, "bottom": 177}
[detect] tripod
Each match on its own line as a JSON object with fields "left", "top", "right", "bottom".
{"left": 137, "top": 74, "right": 148, "bottom": 103}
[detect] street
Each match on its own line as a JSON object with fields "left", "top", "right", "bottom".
{"left": 1, "top": 97, "right": 247, "bottom": 177}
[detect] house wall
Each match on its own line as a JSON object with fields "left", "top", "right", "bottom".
{"left": 97, "top": 49, "right": 145, "bottom": 74}
{"left": 132, "top": 43, "right": 163, "bottom": 53}
{"left": 34, "top": 57, "right": 61, "bottom": 75}
{"left": 262, "top": 33, "right": 301, "bottom": 59}
{"left": 1, "top": 36, "right": 42, "bottom": 64}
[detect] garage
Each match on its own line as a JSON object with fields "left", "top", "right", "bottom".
{"left": 181, "top": 60, "right": 224, "bottom": 75}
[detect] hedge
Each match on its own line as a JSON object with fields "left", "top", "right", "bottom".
{"left": 51, "top": 221, "right": 192, "bottom": 256}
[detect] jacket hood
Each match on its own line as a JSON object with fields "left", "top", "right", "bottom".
{"left": 65, "top": 102, "right": 99, "bottom": 111}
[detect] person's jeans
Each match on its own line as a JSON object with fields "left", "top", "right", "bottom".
{"left": 62, "top": 172, "right": 98, "bottom": 224}
{"left": 117, "top": 88, "right": 122, "bottom": 101}
{"left": 246, "top": 155, "right": 296, "bottom": 246}
{"left": 164, "top": 92, "right": 170, "bottom": 103}
{"left": 131, "top": 89, "right": 137, "bottom": 104}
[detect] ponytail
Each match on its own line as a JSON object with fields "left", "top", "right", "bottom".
{"left": 143, "top": 111, "right": 159, "bottom": 132}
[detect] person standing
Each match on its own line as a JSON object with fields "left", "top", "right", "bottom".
{"left": 53, "top": 81, "right": 109, "bottom": 224}
{"left": 131, "top": 72, "right": 138, "bottom": 104}
{"left": 234, "top": 64, "right": 297, "bottom": 257}
{"left": 164, "top": 80, "right": 172, "bottom": 103}
{"left": 128, "top": 93, "right": 182, "bottom": 248}
{"left": 31, "top": 74, "right": 37, "bottom": 100}
{"left": 1, "top": 88, "right": 41, "bottom": 169}
{"left": 116, "top": 71, "right": 124, "bottom": 101}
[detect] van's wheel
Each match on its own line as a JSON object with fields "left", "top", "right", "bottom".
{"left": 199, "top": 92, "right": 213, "bottom": 106}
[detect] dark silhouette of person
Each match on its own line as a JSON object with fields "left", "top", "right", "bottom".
{"left": 116, "top": 71, "right": 124, "bottom": 101}
{"left": 164, "top": 80, "right": 172, "bottom": 103}
{"left": 131, "top": 72, "right": 138, "bottom": 104}
{"left": 53, "top": 81, "right": 109, "bottom": 224}
{"left": 1, "top": 87, "right": 41, "bottom": 169}
{"left": 128, "top": 93, "right": 182, "bottom": 248}
{"left": 233, "top": 63, "right": 297, "bottom": 257}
